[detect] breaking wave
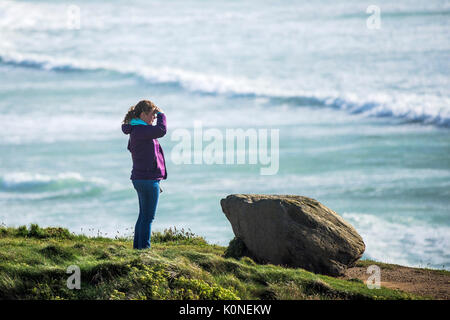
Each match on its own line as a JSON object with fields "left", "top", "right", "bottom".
{"left": 1, "top": 51, "right": 449, "bottom": 128}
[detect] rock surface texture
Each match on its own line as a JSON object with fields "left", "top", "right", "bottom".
{"left": 220, "top": 194, "right": 365, "bottom": 276}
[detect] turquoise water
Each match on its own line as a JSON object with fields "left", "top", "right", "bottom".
{"left": 0, "top": 0, "right": 449, "bottom": 269}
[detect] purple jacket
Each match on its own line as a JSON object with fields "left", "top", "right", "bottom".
{"left": 121, "top": 113, "right": 167, "bottom": 180}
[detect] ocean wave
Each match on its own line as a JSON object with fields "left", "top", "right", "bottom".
{"left": 1, "top": 51, "right": 449, "bottom": 128}
{"left": 0, "top": 172, "right": 105, "bottom": 200}
{"left": 343, "top": 212, "right": 450, "bottom": 270}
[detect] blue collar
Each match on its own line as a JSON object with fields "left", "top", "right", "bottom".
{"left": 130, "top": 118, "right": 148, "bottom": 125}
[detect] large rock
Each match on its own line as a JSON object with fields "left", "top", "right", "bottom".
{"left": 220, "top": 194, "right": 365, "bottom": 276}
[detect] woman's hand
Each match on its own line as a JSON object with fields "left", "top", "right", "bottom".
{"left": 154, "top": 106, "right": 164, "bottom": 114}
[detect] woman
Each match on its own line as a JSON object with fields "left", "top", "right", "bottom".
{"left": 121, "top": 100, "right": 167, "bottom": 249}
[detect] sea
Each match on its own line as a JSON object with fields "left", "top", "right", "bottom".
{"left": 0, "top": 0, "right": 449, "bottom": 269}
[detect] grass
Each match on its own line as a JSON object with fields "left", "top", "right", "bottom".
{"left": 0, "top": 224, "right": 430, "bottom": 300}
{"left": 354, "top": 259, "right": 450, "bottom": 276}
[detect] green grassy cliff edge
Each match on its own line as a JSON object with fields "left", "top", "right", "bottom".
{"left": 0, "top": 224, "right": 444, "bottom": 300}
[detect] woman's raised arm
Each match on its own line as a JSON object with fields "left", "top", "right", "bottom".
{"left": 133, "top": 112, "right": 167, "bottom": 140}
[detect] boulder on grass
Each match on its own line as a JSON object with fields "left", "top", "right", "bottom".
{"left": 220, "top": 194, "right": 365, "bottom": 276}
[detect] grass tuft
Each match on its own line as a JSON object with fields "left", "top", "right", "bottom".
{"left": 151, "top": 227, "right": 207, "bottom": 245}
{"left": 223, "top": 237, "right": 250, "bottom": 259}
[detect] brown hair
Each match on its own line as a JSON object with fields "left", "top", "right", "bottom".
{"left": 122, "top": 100, "right": 158, "bottom": 124}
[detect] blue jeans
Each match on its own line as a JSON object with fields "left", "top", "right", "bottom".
{"left": 132, "top": 179, "right": 160, "bottom": 249}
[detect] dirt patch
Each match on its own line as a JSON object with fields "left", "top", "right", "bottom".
{"left": 341, "top": 263, "right": 450, "bottom": 299}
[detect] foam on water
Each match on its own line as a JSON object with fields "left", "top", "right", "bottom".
{"left": 1, "top": 50, "right": 449, "bottom": 127}
{"left": 0, "top": 112, "right": 120, "bottom": 144}
{"left": 0, "top": 172, "right": 107, "bottom": 200}
{"left": 343, "top": 212, "right": 450, "bottom": 270}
